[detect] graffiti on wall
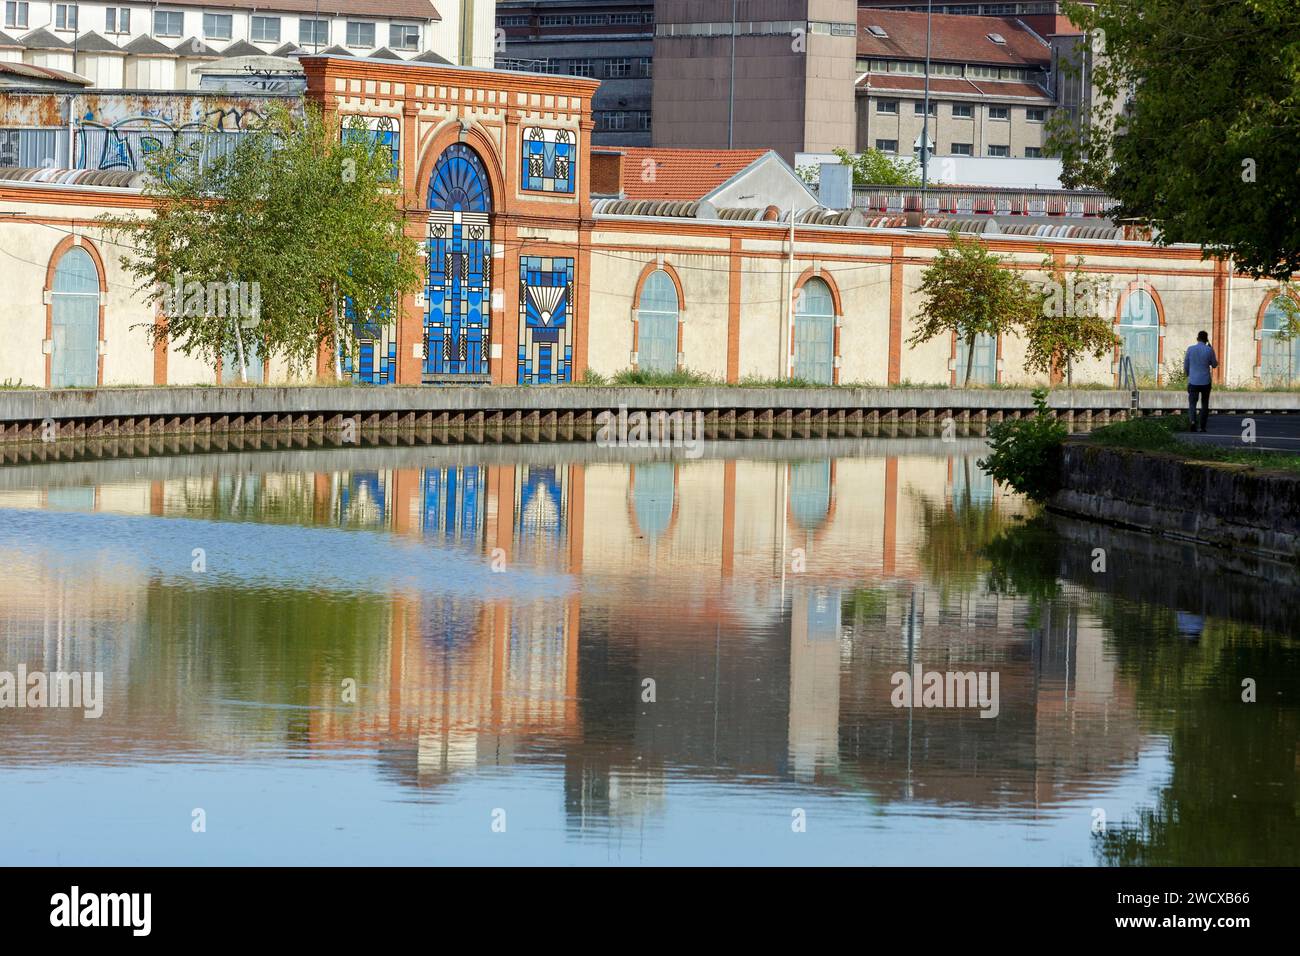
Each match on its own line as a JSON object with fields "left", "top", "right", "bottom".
{"left": 76, "top": 107, "right": 269, "bottom": 173}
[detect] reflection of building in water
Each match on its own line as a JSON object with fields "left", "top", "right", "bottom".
{"left": 789, "top": 586, "right": 843, "bottom": 781}
{"left": 0, "top": 447, "right": 1145, "bottom": 817}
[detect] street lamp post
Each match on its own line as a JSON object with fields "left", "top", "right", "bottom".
{"left": 920, "top": 0, "right": 934, "bottom": 217}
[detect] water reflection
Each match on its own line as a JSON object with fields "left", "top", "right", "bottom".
{"left": 0, "top": 438, "right": 1295, "bottom": 865}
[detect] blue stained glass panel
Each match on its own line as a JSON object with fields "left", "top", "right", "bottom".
{"left": 518, "top": 256, "right": 575, "bottom": 384}
{"left": 522, "top": 126, "right": 575, "bottom": 193}
{"left": 427, "top": 144, "right": 493, "bottom": 377}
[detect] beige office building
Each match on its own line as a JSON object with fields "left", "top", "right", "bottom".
{"left": 651, "top": 0, "right": 859, "bottom": 162}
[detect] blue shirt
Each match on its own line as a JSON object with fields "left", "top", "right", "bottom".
{"left": 1184, "top": 342, "right": 1218, "bottom": 387}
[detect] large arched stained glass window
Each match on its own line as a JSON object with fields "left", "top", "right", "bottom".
{"left": 50, "top": 246, "right": 100, "bottom": 387}
{"left": 637, "top": 270, "right": 679, "bottom": 374}
{"left": 426, "top": 143, "right": 493, "bottom": 379}
{"left": 1261, "top": 295, "right": 1300, "bottom": 385}
{"left": 1119, "top": 289, "right": 1160, "bottom": 383}
{"left": 793, "top": 278, "right": 835, "bottom": 385}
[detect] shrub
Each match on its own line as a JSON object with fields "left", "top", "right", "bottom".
{"left": 977, "top": 388, "right": 1068, "bottom": 502}
{"left": 1090, "top": 414, "right": 1188, "bottom": 450}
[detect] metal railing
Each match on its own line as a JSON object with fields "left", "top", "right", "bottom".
{"left": 1119, "top": 355, "right": 1139, "bottom": 410}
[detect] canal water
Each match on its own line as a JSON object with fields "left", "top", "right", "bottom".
{"left": 0, "top": 437, "right": 1295, "bottom": 865}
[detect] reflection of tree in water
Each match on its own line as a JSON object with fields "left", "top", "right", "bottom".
{"left": 174, "top": 472, "right": 321, "bottom": 525}
{"left": 981, "top": 517, "right": 1300, "bottom": 864}
{"left": 910, "top": 460, "right": 1015, "bottom": 596}
{"left": 139, "top": 580, "right": 392, "bottom": 741}
{"left": 1089, "top": 601, "right": 1300, "bottom": 866}
{"left": 980, "top": 514, "right": 1063, "bottom": 627}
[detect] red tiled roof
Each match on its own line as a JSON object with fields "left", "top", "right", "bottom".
{"left": 618, "top": 147, "right": 770, "bottom": 201}
{"left": 858, "top": 74, "right": 1053, "bottom": 102}
{"left": 858, "top": 10, "right": 1050, "bottom": 67}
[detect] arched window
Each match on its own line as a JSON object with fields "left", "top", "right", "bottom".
{"left": 793, "top": 277, "right": 835, "bottom": 385}
{"left": 1118, "top": 289, "right": 1160, "bottom": 382}
{"left": 955, "top": 333, "right": 997, "bottom": 385}
{"left": 426, "top": 143, "right": 493, "bottom": 378}
{"left": 637, "top": 270, "right": 679, "bottom": 373}
{"left": 50, "top": 246, "right": 100, "bottom": 387}
{"left": 221, "top": 336, "right": 263, "bottom": 384}
{"left": 1261, "top": 295, "right": 1300, "bottom": 385}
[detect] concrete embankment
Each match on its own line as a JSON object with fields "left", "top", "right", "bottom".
{"left": 2, "top": 385, "right": 1296, "bottom": 446}
{"left": 1049, "top": 440, "right": 1300, "bottom": 561}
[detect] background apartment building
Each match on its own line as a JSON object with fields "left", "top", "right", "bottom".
{"left": 856, "top": 10, "right": 1053, "bottom": 160}
{"left": 651, "top": 0, "right": 859, "bottom": 162}
{"left": 855, "top": 1, "right": 1086, "bottom": 39}
{"left": 496, "top": 0, "right": 654, "bottom": 146}
{"left": 0, "top": 0, "right": 496, "bottom": 91}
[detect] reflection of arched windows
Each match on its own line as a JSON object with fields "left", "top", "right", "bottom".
{"left": 632, "top": 462, "right": 675, "bottom": 541}
{"left": 790, "top": 460, "right": 832, "bottom": 532}
{"left": 1260, "top": 294, "right": 1299, "bottom": 385}
{"left": 793, "top": 277, "right": 835, "bottom": 385}
{"left": 636, "top": 270, "right": 680, "bottom": 373}
{"left": 50, "top": 246, "right": 101, "bottom": 387}
{"left": 427, "top": 143, "right": 493, "bottom": 378}
{"left": 1117, "top": 288, "right": 1161, "bottom": 382}
{"left": 951, "top": 456, "right": 994, "bottom": 512}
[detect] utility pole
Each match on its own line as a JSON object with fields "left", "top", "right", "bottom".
{"left": 727, "top": 0, "right": 738, "bottom": 148}
{"left": 920, "top": 0, "right": 933, "bottom": 214}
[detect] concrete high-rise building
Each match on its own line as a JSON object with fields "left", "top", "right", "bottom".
{"left": 651, "top": 0, "right": 858, "bottom": 162}
{"left": 496, "top": 0, "right": 655, "bottom": 147}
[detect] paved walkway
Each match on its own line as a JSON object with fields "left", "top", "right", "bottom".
{"left": 1182, "top": 413, "right": 1300, "bottom": 452}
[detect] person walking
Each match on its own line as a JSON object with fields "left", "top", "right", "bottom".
{"left": 1184, "top": 330, "right": 1219, "bottom": 432}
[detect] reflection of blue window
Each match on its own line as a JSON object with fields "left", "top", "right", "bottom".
{"left": 522, "top": 126, "right": 575, "bottom": 193}
{"left": 517, "top": 466, "right": 565, "bottom": 541}
{"left": 341, "top": 115, "right": 399, "bottom": 180}
{"left": 340, "top": 472, "right": 387, "bottom": 527}
{"left": 633, "top": 463, "right": 675, "bottom": 540}
{"left": 1119, "top": 289, "right": 1159, "bottom": 381}
{"left": 1261, "top": 296, "right": 1299, "bottom": 385}
{"left": 790, "top": 460, "right": 831, "bottom": 531}
{"left": 637, "top": 270, "right": 679, "bottom": 373}
{"left": 805, "top": 587, "right": 842, "bottom": 640}
{"left": 955, "top": 333, "right": 997, "bottom": 385}
{"left": 793, "top": 278, "right": 835, "bottom": 384}
{"left": 423, "top": 467, "right": 484, "bottom": 544}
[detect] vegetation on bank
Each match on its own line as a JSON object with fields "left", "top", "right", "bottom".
{"left": 980, "top": 393, "right": 1300, "bottom": 502}
{"left": 1090, "top": 415, "right": 1300, "bottom": 473}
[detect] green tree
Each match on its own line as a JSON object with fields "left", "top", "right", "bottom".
{"left": 1049, "top": 0, "right": 1300, "bottom": 281}
{"left": 1020, "top": 253, "right": 1118, "bottom": 386}
{"left": 908, "top": 231, "right": 1043, "bottom": 386}
{"left": 832, "top": 146, "right": 922, "bottom": 187}
{"left": 104, "top": 103, "right": 422, "bottom": 381}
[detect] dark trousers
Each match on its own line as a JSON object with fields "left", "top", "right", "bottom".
{"left": 1188, "top": 384, "right": 1211, "bottom": 430}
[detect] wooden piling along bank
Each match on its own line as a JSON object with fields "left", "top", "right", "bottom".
{"left": 0, "top": 386, "right": 1295, "bottom": 457}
